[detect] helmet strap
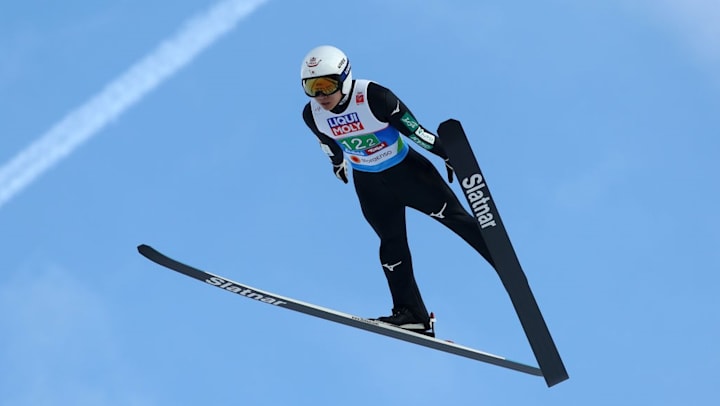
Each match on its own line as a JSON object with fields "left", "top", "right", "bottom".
{"left": 339, "top": 92, "right": 350, "bottom": 106}
{"left": 338, "top": 79, "right": 354, "bottom": 107}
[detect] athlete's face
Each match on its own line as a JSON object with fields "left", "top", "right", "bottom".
{"left": 314, "top": 91, "right": 342, "bottom": 110}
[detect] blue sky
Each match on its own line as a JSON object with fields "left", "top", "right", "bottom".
{"left": 1, "top": 0, "right": 719, "bottom": 404}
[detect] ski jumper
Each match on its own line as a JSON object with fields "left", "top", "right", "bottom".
{"left": 302, "top": 80, "right": 495, "bottom": 322}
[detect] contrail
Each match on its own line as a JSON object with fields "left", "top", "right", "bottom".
{"left": 0, "top": 0, "right": 269, "bottom": 210}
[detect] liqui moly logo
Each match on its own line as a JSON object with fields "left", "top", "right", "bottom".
{"left": 328, "top": 113, "right": 364, "bottom": 136}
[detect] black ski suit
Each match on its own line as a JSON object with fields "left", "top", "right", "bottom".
{"left": 302, "top": 80, "right": 494, "bottom": 322}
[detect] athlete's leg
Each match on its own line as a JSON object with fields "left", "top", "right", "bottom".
{"left": 353, "top": 170, "right": 430, "bottom": 321}
{"left": 394, "top": 149, "right": 496, "bottom": 268}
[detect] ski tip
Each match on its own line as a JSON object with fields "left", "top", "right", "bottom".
{"left": 137, "top": 244, "right": 153, "bottom": 256}
{"left": 437, "top": 119, "right": 463, "bottom": 133}
{"left": 439, "top": 118, "right": 460, "bottom": 125}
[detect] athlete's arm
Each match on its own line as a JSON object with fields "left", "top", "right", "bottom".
{"left": 302, "top": 103, "right": 345, "bottom": 166}
{"left": 302, "top": 103, "right": 349, "bottom": 183}
{"left": 366, "top": 82, "right": 448, "bottom": 159}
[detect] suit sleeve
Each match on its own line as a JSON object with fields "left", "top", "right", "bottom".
{"left": 302, "top": 103, "right": 345, "bottom": 166}
{"left": 366, "top": 82, "right": 447, "bottom": 159}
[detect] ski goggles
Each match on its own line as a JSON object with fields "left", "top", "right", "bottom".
{"left": 302, "top": 76, "right": 341, "bottom": 97}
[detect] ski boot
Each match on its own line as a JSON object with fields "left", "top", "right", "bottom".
{"left": 374, "top": 308, "right": 436, "bottom": 337}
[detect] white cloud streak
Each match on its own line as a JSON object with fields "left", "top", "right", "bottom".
{"left": 638, "top": 0, "right": 720, "bottom": 67}
{"left": 0, "top": 0, "right": 269, "bottom": 210}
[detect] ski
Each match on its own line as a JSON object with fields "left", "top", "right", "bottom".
{"left": 438, "top": 119, "right": 569, "bottom": 387}
{"left": 137, "top": 244, "right": 543, "bottom": 378}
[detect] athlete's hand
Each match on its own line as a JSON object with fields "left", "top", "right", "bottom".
{"left": 333, "top": 160, "right": 348, "bottom": 184}
{"left": 431, "top": 137, "right": 453, "bottom": 183}
{"left": 444, "top": 158, "right": 454, "bottom": 183}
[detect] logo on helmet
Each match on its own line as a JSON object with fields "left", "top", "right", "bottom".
{"left": 306, "top": 57, "right": 321, "bottom": 68}
{"left": 337, "top": 58, "right": 346, "bottom": 69}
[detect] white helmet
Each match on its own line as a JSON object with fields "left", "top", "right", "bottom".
{"left": 300, "top": 45, "right": 353, "bottom": 97}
